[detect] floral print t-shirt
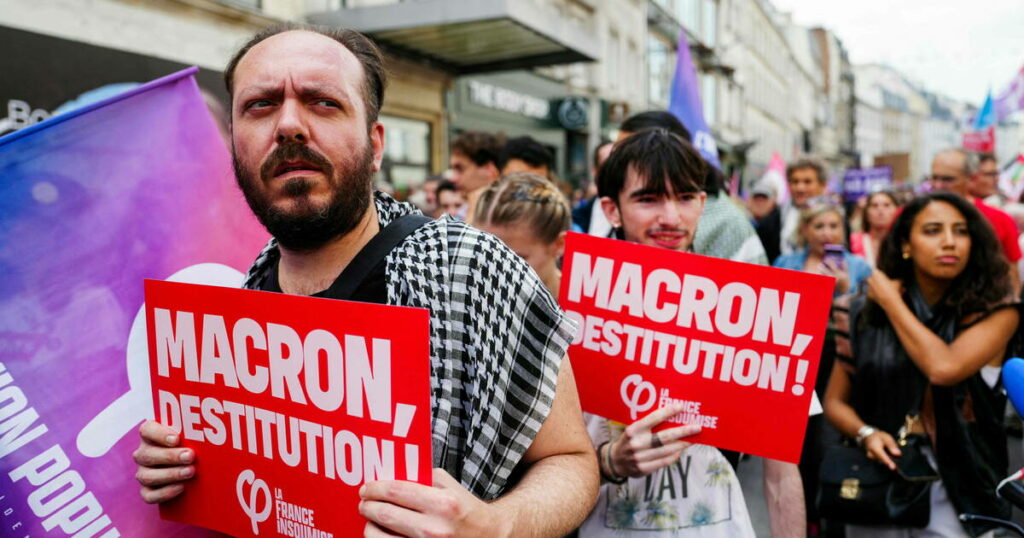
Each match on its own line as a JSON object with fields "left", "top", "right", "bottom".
{"left": 578, "top": 414, "right": 756, "bottom": 537}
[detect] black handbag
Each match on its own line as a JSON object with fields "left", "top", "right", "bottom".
{"left": 817, "top": 417, "right": 939, "bottom": 528}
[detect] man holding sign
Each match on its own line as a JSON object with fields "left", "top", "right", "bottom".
{"left": 132, "top": 23, "right": 598, "bottom": 537}
{"left": 570, "top": 130, "right": 826, "bottom": 537}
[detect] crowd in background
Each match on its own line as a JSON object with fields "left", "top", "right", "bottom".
{"left": 386, "top": 116, "right": 1024, "bottom": 538}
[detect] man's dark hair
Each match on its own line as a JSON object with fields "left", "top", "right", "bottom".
{"left": 224, "top": 22, "right": 388, "bottom": 126}
{"left": 500, "top": 136, "right": 554, "bottom": 172}
{"left": 786, "top": 157, "right": 827, "bottom": 185}
{"left": 451, "top": 131, "right": 504, "bottom": 167}
{"left": 619, "top": 111, "right": 723, "bottom": 196}
{"left": 621, "top": 111, "right": 692, "bottom": 141}
{"left": 873, "top": 192, "right": 1010, "bottom": 320}
{"left": 977, "top": 152, "right": 997, "bottom": 166}
{"left": 598, "top": 129, "right": 707, "bottom": 201}
{"left": 436, "top": 179, "right": 458, "bottom": 196}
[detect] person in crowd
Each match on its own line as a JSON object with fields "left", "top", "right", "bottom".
{"left": 617, "top": 111, "right": 768, "bottom": 266}
{"left": 615, "top": 112, "right": 800, "bottom": 537}
{"left": 930, "top": 148, "right": 1021, "bottom": 291}
{"left": 572, "top": 139, "right": 614, "bottom": 235}
{"left": 773, "top": 200, "right": 872, "bottom": 296}
{"left": 771, "top": 199, "right": 870, "bottom": 534}
{"left": 777, "top": 158, "right": 829, "bottom": 256}
{"left": 849, "top": 190, "right": 900, "bottom": 267}
{"left": 449, "top": 130, "right": 504, "bottom": 225}
{"left": 1002, "top": 202, "right": 1024, "bottom": 288}
{"left": 473, "top": 173, "right": 570, "bottom": 296}
{"left": 575, "top": 129, "right": 800, "bottom": 537}
{"left": 824, "top": 192, "right": 1019, "bottom": 537}
{"left": 421, "top": 174, "right": 443, "bottom": 217}
{"left": 435, "top": 179, "right": 465, "bottom": 219}
{"left": 747, "top": 180, "right": 782, "bottom": 263}
{"left": 967, "top": 152, "right": 1003, "bottom": 207}
{"left": 131, "top": 23, "right": 599, "bottom": 537}
{"left": 500, "top": 135, "right": 555, "bottom": 178}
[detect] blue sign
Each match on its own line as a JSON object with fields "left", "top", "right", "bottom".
{"left": 843, "top": 166, "right": 893, "bottom": 201}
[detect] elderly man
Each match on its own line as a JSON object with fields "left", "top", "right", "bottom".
{"left": 132, "top": 23, "right": 598, "bottom": 537}
{"left": 931, "top": 148, "right": 1021, "bottom": 290}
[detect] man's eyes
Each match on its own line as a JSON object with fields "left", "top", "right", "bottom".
{"left": 314, "top": 99, "right": 341, "bottom": 108}
{"left": 243, "top": 98, "right": 342, "bottom": 110}
{"left": 245, "top": 99, "right": 273, "bottom": 110}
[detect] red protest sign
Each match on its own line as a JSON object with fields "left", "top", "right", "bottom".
{"left": 144, "top": 280, "right": 433, "bottom": 537}
{"left": 559, "top": 233, "right": 834, "bottom": 463}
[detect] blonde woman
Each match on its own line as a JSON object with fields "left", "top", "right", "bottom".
{"left": 473, "top": 173, "right": 571, "bottom": 296}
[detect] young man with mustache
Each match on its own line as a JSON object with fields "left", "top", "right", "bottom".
{"left": 131, "top": 23, "right": 597, "bottom": 537}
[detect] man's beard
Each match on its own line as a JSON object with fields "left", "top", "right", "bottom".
{"left": 233, "top": 142, "right": 375, "bottom": 252}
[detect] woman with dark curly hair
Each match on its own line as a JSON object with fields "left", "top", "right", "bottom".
{"left": 823, "top": 192, "right": 1019, "bottom": 537}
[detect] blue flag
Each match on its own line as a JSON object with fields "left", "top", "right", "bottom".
{"left": 668, "top": 30, "right": 720, "bottom": 168}
{"left": 974, "top": 90, "right": 996, "bottom": 129}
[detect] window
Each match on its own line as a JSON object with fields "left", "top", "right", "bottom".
{"left": 702, "top": 0, "right": 717, "bottom": 46}
{"left": 676, "top": 0, "right": 700, "bottom": 35}
{"left": 216, "top": 0, "right": 261, "bottom": 9}
{"left": 701, "top": 74, "right": 716, "bottom": 126}
{"left": 647, "top": 35, "right": 675, "bottom": 106}
{"left": 379, "top": 115, "right": 431, "bottom": 189}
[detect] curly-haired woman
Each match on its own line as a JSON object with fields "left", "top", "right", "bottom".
{"left": 824, "top": 192, "right": 1019, "bottom": 537}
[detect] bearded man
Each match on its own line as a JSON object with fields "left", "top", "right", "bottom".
{"left": 132, "top": 23, "right": 597, "bottom": 537}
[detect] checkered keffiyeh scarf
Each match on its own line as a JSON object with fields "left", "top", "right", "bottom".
{"left": 243, "top": 192, "right": 576, "bottom": 499}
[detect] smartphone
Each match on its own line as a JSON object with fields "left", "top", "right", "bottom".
{"left": 823, "top": 244, "right": 846, "bottom": 270}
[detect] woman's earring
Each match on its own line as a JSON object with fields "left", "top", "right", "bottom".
{"left": 902, "top": 251, "right": 910, "bottom": 259}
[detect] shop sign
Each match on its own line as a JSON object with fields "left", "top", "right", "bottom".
{"left": 467, "top": 80, "right": 550, "bottom": 120}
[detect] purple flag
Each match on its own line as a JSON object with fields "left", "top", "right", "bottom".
{"left": 668, "top": 30, "right": 720, "bottom": 168}
{"left": 995, "top": 66, "right": 1024, "bottom": 122}
{"left": 0, "top": 68, "right": 268, "bottom": 536}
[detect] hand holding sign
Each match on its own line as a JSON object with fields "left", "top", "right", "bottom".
{"left": 133, "top": 420, "right": 196, "bottom": 504}
{"left": 360, "top": 468, "right": 506, "bottom": 538}
{"left": 609, "top": 404, "right": 702, "bottom": 478}
{"left": 560, "top": 233, "right": 834, "bottom": 462}
{"left": 142, "top": 280, "right": 433, "bottom": 537}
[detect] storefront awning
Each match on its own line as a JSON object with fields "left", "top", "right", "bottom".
{"left": 308, "top": 0, "right": 599, "bottom": 74}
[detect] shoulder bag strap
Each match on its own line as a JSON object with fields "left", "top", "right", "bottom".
{"left": 322, "top": 213, "right": 433, "bottom": 301}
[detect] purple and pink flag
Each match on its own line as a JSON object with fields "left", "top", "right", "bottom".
{"left": 0, "top": 68, "right": 267, "bottom": 536}
{"left": 996, "top": 65, "right": 1024, "bottom": 123}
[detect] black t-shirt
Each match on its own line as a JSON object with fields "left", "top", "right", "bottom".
{"left": 260, "top": 257, "right": 387, "bottom": 304}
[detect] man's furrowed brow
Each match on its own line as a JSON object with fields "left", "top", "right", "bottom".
{"left": 296, "top": 82, "right": 350, "bottom": 100}
{"left": 237, "top": 84, "right": 283, "bottom": 101}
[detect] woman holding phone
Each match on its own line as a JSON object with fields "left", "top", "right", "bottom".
{"left": 773, "top": 198, "right": 872, "bottom": 297}
{"left": 772, "top": 198, "right": 873, "bottom": 532}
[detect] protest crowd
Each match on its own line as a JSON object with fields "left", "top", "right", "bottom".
{"left": 3, "top": 7, "right": 1024, "bottom": 538}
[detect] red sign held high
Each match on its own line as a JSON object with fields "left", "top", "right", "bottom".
{"left": 559, "top": 233, "right": 834, "bottom": 463}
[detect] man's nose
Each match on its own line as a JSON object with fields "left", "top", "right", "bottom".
{"left": 660, "top": 200, "right": 683, "bottom": 225}
{"left": 275, "top": 100, "right": 308, "bottom": 144}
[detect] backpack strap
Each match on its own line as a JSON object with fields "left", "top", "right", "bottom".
{"left": 321, "top": 214, "right": 432, "bottom": 301}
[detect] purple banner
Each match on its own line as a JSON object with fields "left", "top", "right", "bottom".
{"left": 843, "top": 166, "right": 893, "bottom": 202}
{"left": 668, "top": 30, "right": 720, "bottom": 168}
{"left": 0, "top": 68, "right": 268, "bottom": 536}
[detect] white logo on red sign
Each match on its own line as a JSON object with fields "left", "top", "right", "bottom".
{"left": 236, "top": 469, "right": 272, "bottom": 535}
